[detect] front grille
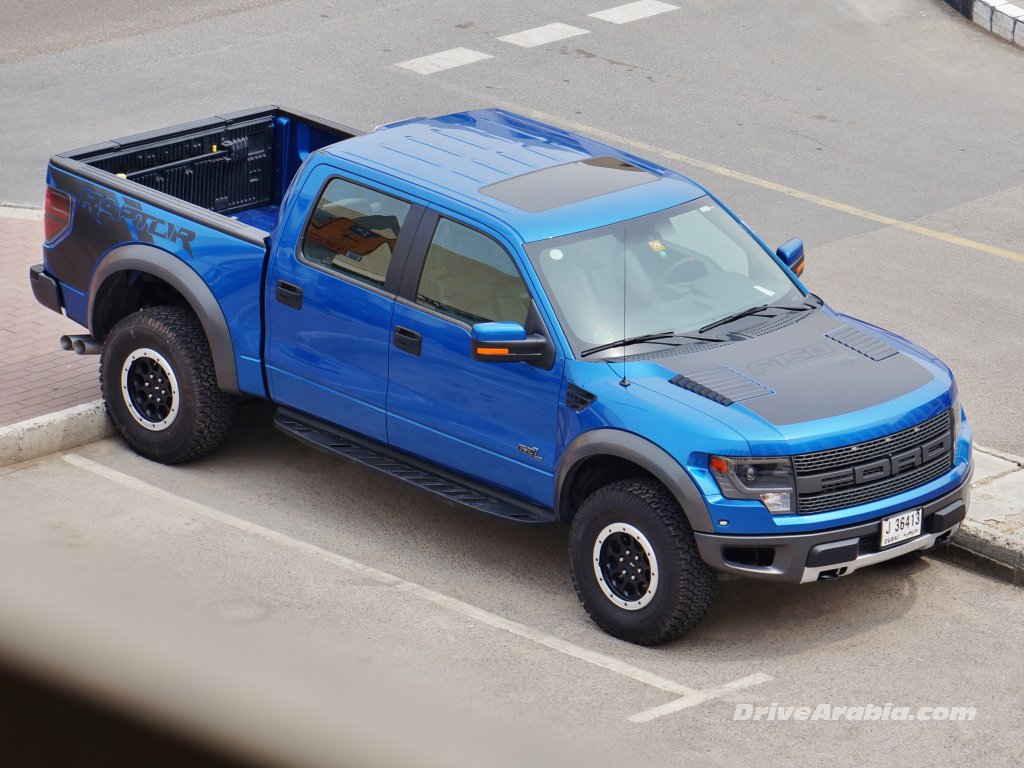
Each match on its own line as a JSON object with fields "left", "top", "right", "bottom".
{"left": 793, "top": 411, "right": 951, "bottom": 474}
{"left": 794, "top": 410, "right": 953, "bottom": 515}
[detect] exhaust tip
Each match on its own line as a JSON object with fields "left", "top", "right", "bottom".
{"left": 72, "top": 339, "right": 86, "bottom": 355}
{"left": 59, "top": 335, "right": 73, "bottom": 351}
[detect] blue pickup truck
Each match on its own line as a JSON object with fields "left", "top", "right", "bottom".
{"left": 31, "top": 106, "right": 973, "bottom": 644}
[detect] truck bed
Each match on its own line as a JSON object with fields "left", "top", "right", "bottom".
{"left": 60, "top": 106, "right": 359, "bottom": 233}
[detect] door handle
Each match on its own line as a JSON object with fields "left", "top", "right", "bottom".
{"left": 275, "top": 280, "right": 303, "bottom": 309}
{"left": 393, "top": 326, "right": 422, "bottom": 356}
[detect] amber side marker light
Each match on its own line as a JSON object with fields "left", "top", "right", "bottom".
{"left": 709, "top": 456, "right": 730, "bottom": 476}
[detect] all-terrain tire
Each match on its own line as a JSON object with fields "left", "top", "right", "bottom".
{"left": 100, "top": 306, "right": 235, "bottom": 464}
{"left": 569, "top": 479, "right": 716, "bottom": 645}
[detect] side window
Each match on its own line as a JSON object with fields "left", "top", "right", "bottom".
{"left": 416, "top": 218, "right": 532, "bottom": 326}
{"left": 301, "top": 178, "right": 411, "bottom": 287}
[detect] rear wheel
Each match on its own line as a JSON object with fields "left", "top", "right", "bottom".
{"left": 100, "top": 306, "right": 234, "bottom": 464}
{"left": 569, "top": 479, "right": 715, "bottom": 645}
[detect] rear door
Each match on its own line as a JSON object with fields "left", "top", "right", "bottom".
{"left": 265, "top": 166, "right": 423, "bottom": 442}
{"left": 386, "top": 211, "right": 564, "bottom": 507}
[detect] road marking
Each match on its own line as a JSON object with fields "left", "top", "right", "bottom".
{"left": 498, "top": 23, "right": 590, "bottom": 48}
{"left": 396, "top": 48, "right": 492, "bottom": 75}
{"left": 62, "top": 453, "right": 771, "bottom": 717}
{"left": 628, "top": 672, "right": 773, "bottom": 723}
{"left": 415, "top": 88, "right": 1024, "bottom": 265}
{"left": 590, "top": 1, "right": 680, "bottom": 24}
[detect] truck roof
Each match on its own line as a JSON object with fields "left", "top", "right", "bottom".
{"left": 326, "top": 108, "right": 706, "bottom": 243}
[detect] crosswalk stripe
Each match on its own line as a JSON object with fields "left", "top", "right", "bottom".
{"left": 590, "top": 1, "right": 680, "bottom": 25}
{"left": 396, "top": 47, "right": 492, "bottom": 75}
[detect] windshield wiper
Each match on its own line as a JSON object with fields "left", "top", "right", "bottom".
{"left": 697, "top": 294, "right": 821, "bottom": 335}
{"left": 677, "top": 333, "right": 730, "bottom": 343}
{"left": 580, "top": 332, "right": 682, "bottom": 358}
{"left": 580, "top": 331, "right": 727, "bottom": 358}
{"left": 771, "top": 295, "right": 822, "bottom": 311}
{"left": 699, "top": 304, "right": 770, "bottom": 334}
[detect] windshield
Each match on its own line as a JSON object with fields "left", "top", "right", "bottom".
{"left": 524, "top": 197, "right": 804, "bottom": 358}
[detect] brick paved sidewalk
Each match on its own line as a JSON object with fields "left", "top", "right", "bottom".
{"left": 0, "top": 208, "right": 100, "bottom": 426}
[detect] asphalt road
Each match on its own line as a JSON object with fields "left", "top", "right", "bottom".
{"left": 2, "top": 405, "right": 1022, "bottom": 768}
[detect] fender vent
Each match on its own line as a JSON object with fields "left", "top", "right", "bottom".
{"left": 670, "top": 366, "right": 772, "bottom": 406}
{"left": 566, "top": 384, "right": 596, "bottom": 411}
{"left": 825, "top": 326, "right": 898, "bottom": 361}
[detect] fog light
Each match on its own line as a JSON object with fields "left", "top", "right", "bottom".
{"left": 759, "top": 491, "right": 791, "bottom": 513}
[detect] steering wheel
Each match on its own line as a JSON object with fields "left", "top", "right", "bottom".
{"left": 660, "top": 255, "right": 709, "bottom": 294}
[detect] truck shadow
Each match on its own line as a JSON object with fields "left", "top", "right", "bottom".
{"left": 211, "top": 400, "right": 936, "bottom": 658}
{"left": 687, "top": 557, "right": 933, "bottom": 659}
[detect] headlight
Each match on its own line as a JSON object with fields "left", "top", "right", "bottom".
{"left": 709, "top": 456, "right": 795, "bottom": 514}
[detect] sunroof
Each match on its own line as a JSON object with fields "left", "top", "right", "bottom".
{"left": 479, "top": 156, "right": 659, "bottom": 212}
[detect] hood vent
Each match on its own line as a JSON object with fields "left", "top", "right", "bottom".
{"left": 825, "top": 326, "right": 898, "bottom": 362}
{"left": 670, "top": 366, "right": 773, "bottom": 406}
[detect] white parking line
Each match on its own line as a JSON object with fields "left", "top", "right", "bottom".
{"left": 628, "top": 672, "right": 774, "bottom": 722}
{"left": 396, "top": 47, "right": 492, "bottom": 75}
{"left": 589, "top": 1, "right": 680, "bottom": 24}
{"left": 63, "top": 452, "right": 771, "bottom": 719}
{"left": 498, "top": 23, "right": 590, "bottom": 48}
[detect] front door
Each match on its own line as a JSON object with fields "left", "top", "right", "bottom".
{"left": 386, "top": 213, "right": 563, "bottom": 507}
{"left": 265, "top": 172, "right": 419, "bottom": 442}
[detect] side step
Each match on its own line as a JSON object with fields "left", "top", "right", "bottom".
{"left": 274, "top": 408, "right": 554, "bottom": 524}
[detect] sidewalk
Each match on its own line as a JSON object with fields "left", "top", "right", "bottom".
{"left": 934, "top": 445, "right": 1024, "bottom": 585}
{"left": 0, "top": 207, "right": 99, "bottom": 426}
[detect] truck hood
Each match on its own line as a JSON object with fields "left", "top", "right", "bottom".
{"left": 629, "top": 307, "right": 953, "bottom": 452}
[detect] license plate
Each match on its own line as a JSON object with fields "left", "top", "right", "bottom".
{"left": 880, "top": 508, "right": 923, "bottom": 548}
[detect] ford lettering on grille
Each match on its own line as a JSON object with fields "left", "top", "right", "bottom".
{"left": 796, "top": 433, "right": 950, "bottom": 495}
{"left": 793, "top": 410, "right": 954, "bottom": 514}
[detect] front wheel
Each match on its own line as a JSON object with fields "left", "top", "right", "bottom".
{"left": 100, "top": 306, "right": 235, "bottom": 464}
{"left": 569, "top": 479, "right": 715, "bottom": 645}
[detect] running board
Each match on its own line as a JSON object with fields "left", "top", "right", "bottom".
{"left": 274, "top": 408, "right": 554, "bottom": 524}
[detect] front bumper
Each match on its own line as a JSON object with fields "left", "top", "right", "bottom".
{"left": 694, "top": 467, "right": 971, "bottom": 583}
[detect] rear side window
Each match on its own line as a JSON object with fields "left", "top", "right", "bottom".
{"left": 416, "top": 218, "right": 532, "bottom": 326}
{"left": 301, "top": 178, "right": 411, "bottom": 286}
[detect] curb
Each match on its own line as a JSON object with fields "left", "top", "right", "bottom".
{"left": 0, "top": 401, "right": 112, "bottom": 468}
{"left": 929, "top": 445, "right": 1024, "bottom": 587}
{"left": 943, "top": 0, "right": 1024, "bottom": 49}
{"left": 932, "top": 519, "right": 1024, "bottom": 587}
{"left": 0, "top": 204, "right": 43, "bottom": 220}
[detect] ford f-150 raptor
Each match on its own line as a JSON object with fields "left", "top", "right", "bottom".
{"left": 30, "top": 106, "right": 972, "bottom": 644}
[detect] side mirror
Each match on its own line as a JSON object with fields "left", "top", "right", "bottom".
{"left": 471, "top": 322, "right": 547, "bottom": 363}
{"left": 776, "top": 238, "right": 805, "bottom": 277}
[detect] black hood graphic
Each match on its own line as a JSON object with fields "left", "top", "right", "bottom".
{"left": 651, "top": 310, "right": 934, "bottom": 425}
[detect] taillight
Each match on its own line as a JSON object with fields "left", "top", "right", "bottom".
{"left": 44, "top": 186, "right": 72, "bottom": 244}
